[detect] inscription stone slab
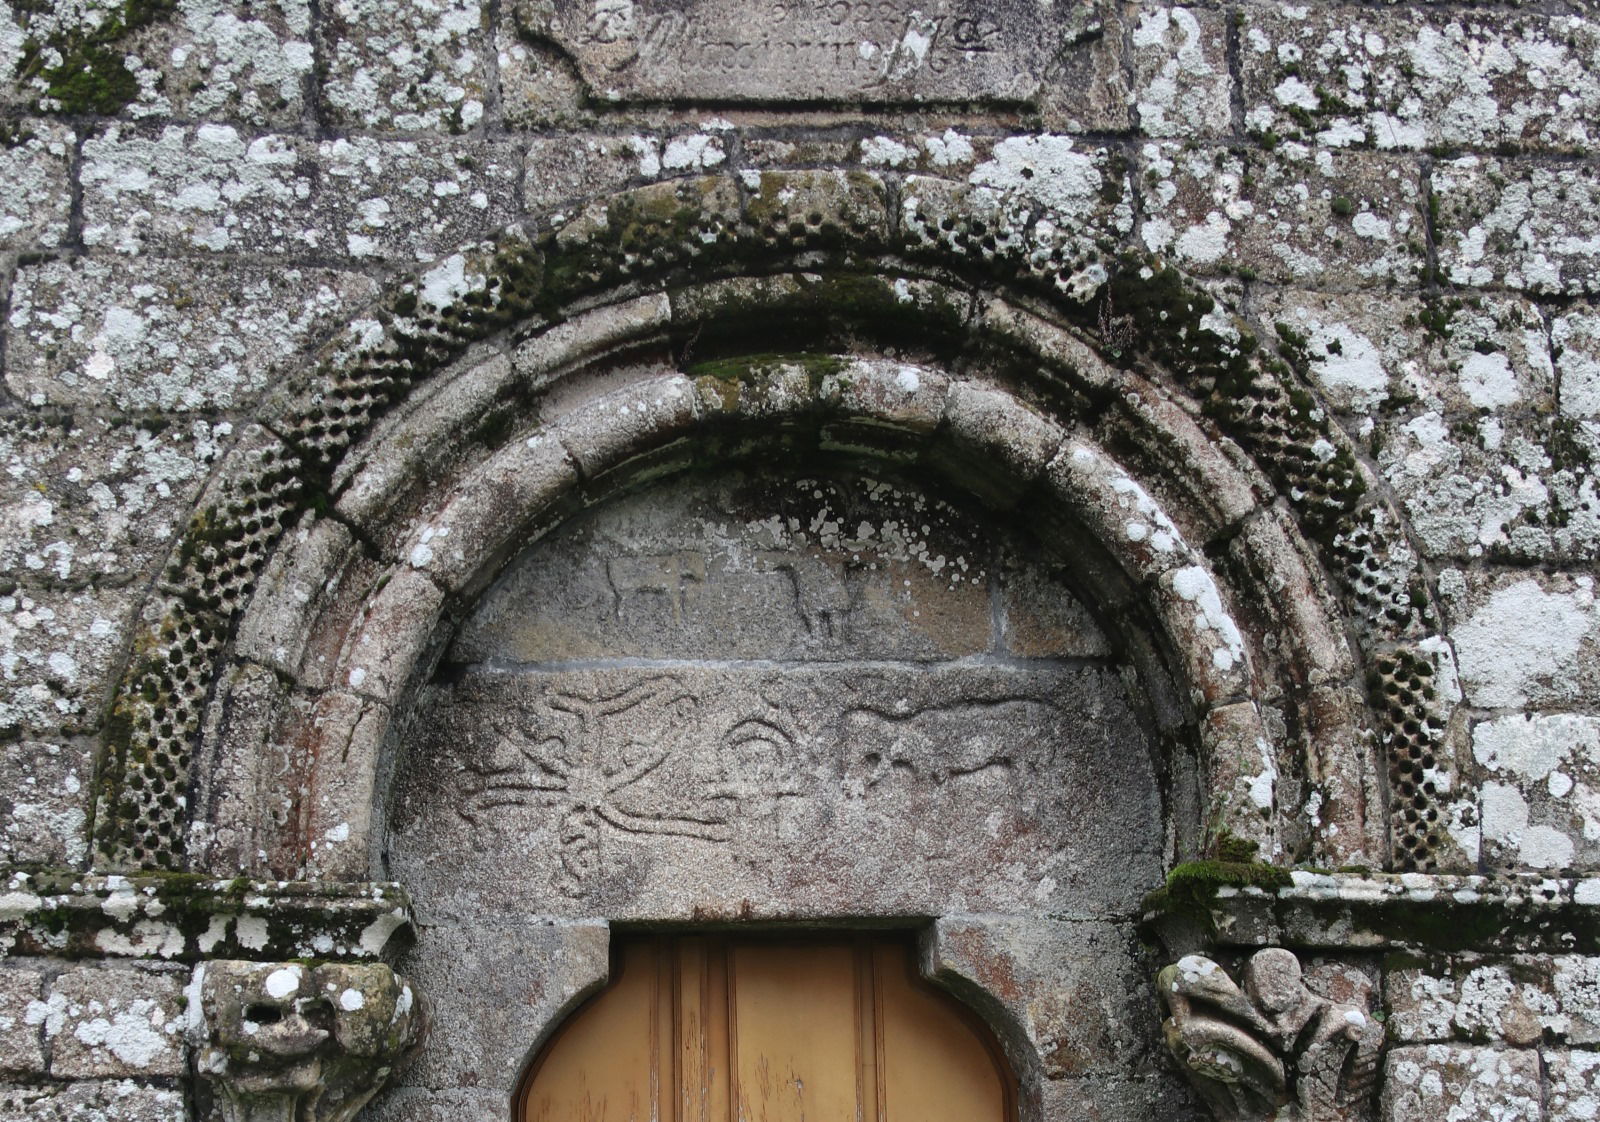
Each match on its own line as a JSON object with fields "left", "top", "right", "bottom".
{"left": 521, "top": 0, "right": 1080, "bottom": 105}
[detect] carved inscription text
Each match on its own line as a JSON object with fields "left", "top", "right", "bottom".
{"left": 530, "top": 0, "right": 1069, "bottom": 104}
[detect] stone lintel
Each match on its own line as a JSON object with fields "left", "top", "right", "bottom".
{"left": 0, "top": 873, "right": 413, "bottom": 963}
{"left": 1143, "top": 870, "right": 1600, "bottom": 958}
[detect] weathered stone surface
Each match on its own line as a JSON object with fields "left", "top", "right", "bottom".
{"left": 319, "top": 0, "right": 488, "bottom": 131}
{"left": 0, "top": 738, "right": 91, "bottom": 865}
{"left": 0, "top": 585, "right": 132, "bottom": 739}
{"left": 1380, "top": 1044, "right": 1541, "bottom": 1122}
{"left": 39, "top": 965, "right": 186, "bottom": 1078}
{"left": 1239, "top": 7, "right": 1600, "bottom": 152}
{"left": 0, "top": 967, "right": 45, "bottom": 1075}
{"left": 929, "top": 916, "right": 1160, "bottom": 1080}
{"left": 0, "top": 413, "right": 230, "bottom": 584}
{"left": 0, "top": 122, "right": 72, "bottom": 251}
{"left": 6, "top": 257, "right": 380, "bottom": 412}
{"left": 393, "top": 920, "right": 607, "bottom": 1092}
{"left": 1434, "top": 157, "right": 1600, "bottom": 295}
{"left": 523, "top": 0, "right": 1091, "bottom": 108}
{"left": 362, "top": 1087, "right": 509, "bottom": 1122}
{"left": 1555, "top": 306, "right": 1600, "bottom": 419}
{"left": 523, "top": 134, "right": 654, "bottom": 213}
{"left": 1138, "top": 143, "right": 1425, "bottom": 286}
{"left": 1549, "top": 1047, "right": 1600, "bottom": 1122}
{"left": 80, "top": 127, "right": 519, "bottom": 260}
{"left": 0, "top": 1080, "right": 186, "bottom": 1122}
{"left": 392, "top": 664, "right": 1160, "bottom": 921}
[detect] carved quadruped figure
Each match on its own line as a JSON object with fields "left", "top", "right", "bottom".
{"left": 1157, "top": 949, "right": 1382, "bottom": 1122}
{"left": 195, "top": 961, "right": 421, "bottom": 1122}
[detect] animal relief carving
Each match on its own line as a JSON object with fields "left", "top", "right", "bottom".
{"left": 1157, "top": 949, "right": 1382, "bottom": 1122}
{"left": 841, "top": 698, "right": 1056, "bottom": 787}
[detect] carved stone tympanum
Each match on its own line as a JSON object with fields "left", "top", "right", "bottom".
{"left": 195, "top": 961, "right": 421, "bottom": 1122}
{"left": 1157, "top": 949, "right": 1382, "bottom": 1122}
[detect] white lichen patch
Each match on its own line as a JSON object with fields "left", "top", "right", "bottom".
{"left": 1382, "top": 1044, "right": 1541, "bottom": 1122}
{"left": 1555, "top": 307, "right": 1600, "bottom": 419}
{"left": 0, "top": 586, "right": 129, "bottom": 737}
{"left": 43, "top": 968, "right": 186, "bottom": 1077}
{"left": 1453, "top": 575, "right": 1597, "bottom": 708}
{"left": 1129, "top": 7, "right": 1231, "bottom": 139}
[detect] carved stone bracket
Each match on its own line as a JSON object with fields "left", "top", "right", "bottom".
{"left": 195, "top": 960, "right": 422, "bottom": 1122}
{"left": 1157, "top": 949, "right": 1382, "bottom": 1122}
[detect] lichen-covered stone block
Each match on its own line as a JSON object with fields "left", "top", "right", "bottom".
{"left": 1129, "top": 7, "right": 1232, "bottom": 139}
{"left": 39, "top": 965, "right": 187, "bottom": 1078}
{"left": 0, "top": 739, "right": 92, "bottom": 866}
{"left": 1475, "top": 713, "right": 1600, "bottom": 872}
{"left": 1443, "top": 568, "right": 1600, "bottom": 712}
{"left": 1550, "top": 1048, "right": 1600, "bottom": 1122}
{"left": 0, "top": 121, "right": 72, "bottom": 251}
{"left": 0, "top": 1080, "right": 186, "bottom": 1122}
{"left": 1138, "top": 143, "right": 1425, "bottom": 286}
{"left": 0, "top": 0, "right": 312, "bottom": 124}
{"left": 0, "top": 586, "right": 133, "bottom": 739}
{"left": 1388, "top": 958, "right": 1558, "bottom": 1047}
{"left": 1555, "top": 305, "right": 1600, "bottom": 419}
{"left": 524, "top": 134, "right": 653, "bottom": 213}
{"left": 1239, "top": 6, "right": 1600, "bottom": 152}
{"left": 1435, "top": 156, "right": 1600, "bottom": 295}
{"left": 0, "top": 414, "right": 230, "bottom": 584}
{"left": 80, "top": 125, "right": 519, "bottom": 261}
{"left": 1381, "top": 1044, "right": 1541, "bottom": 1122}
{"left": 319, "top": 0, "right": 489, "bottom": 131}
{"left": 0, "top": 966, "right": 46, "bottom": 1074}
{"left": 6, "top": 256, "right": 380, "bottom": 411}
{"left": 1389, "top": 955, "right": 1600, "bottom": 1049}
{"left": 1264, "top": 291, "right": 1589, "bottom": 563}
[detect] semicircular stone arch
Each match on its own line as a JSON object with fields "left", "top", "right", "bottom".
{"left": 89, "top": 169, "right": 1457, "bottom": 888}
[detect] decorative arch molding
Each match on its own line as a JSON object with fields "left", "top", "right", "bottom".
{"left": 199, "top": 352, "right": 1359, "bottom": 880}
{"left": 88, "top": 169, "right": 1454, "bottom": 879}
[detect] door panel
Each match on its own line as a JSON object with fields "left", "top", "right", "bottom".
{"left": 519, "top": 935, "right": 1015, "bottom": 1122}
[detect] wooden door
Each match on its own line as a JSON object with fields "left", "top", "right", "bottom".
{"left": 519, "top": 934, "right": 1016, "bottom": 1122}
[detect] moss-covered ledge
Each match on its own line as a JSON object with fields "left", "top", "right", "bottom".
{"left": 1142, "top": 868, "right": 1600, "bottom": 958}
{"left": 0, "top": 871, "right": 412, "bottom": 962}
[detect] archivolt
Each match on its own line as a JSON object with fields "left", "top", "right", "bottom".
{"left": 89, "top": 170, "right": 1447, "bottom": 878}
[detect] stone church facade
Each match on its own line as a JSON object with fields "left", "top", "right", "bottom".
{"left": 0, "top": 0, "right": 1598, "bottom": 1118}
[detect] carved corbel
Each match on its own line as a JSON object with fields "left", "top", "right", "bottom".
{"left": 1157, "top": 948, "right": 1382, "bottom": 1122}
{"left": 195, "top": 961, "right": 422, "bottom": 1122}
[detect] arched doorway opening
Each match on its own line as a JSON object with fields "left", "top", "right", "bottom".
{"left": 518, "top": 932, "right": 1017, "bottom": 1122}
